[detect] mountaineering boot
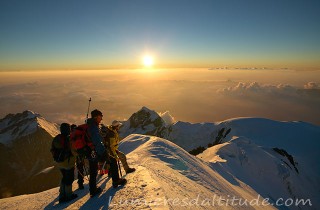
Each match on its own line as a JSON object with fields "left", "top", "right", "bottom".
{"left": 60, "top": 193, "right": 78, "bottom": 203}
{"left": 59, "top": 187, "right": 78, "bottom": 203}
{"left": 126, "top": 168, "right": 136, "bottom": 174}
{"left": 59, "top": 182, "right": 67, "bottom": 203}
{"left": 61, "top": 185, "right": 78, "bottom": 202}
{"left": 90, "top": 187, "right": 102, "bottom": 197}
{"left": 65, "top": 193, "right": 78, "bottom": 202}
{"left": 112, "top": 178, "right": 127, "bottom": 188}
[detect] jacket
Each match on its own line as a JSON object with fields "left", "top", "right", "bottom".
{"left": 106, "top": 126, "right": 120, "bottom": 159}
{"left": 86, "top": 118, "right": 107, "bottom": 158}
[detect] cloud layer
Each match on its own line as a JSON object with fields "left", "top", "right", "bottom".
{"left": 218, "top": 81, "right": 320, "bottom": 97}
{"left": 1, "top": 69, "right": 320, "bottom": 126}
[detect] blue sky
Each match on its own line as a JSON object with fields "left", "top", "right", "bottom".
{"left": 1, "top": 0, "right": 320, "bottom": 70}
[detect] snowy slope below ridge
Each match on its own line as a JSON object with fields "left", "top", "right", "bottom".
{"left": 216, "top": 117, "right": 320, "bottom": 156}
{"left": 198, "top": 136, "right": 320, "bottom": 209}
{"left": 167, "top": 117, "right": 320, "bottom": 155}
{"left": 0, "top": 110, "right": 59, "bottom": 146}
{"left": 164, "top": 117, "right": 320, "bottom": 175}
{"left": 215, "top": 117, "right": 320, "bottom": 178}
{"left": 167, "top": 121, "right": 218, "bottom": 151}
{"left": 0, "top": 134, "right": 279, "bottom": 210}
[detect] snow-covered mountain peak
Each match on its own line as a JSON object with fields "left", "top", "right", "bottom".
{"left": 0, "top": 110, "right": 39, "bottom": 128}
{"left": 0, "top": 110, "right": 59, "bottom": 146}
{"left": 23, "top": 110, "right": 41, "bottom": 118}
{"left": 139, "top": 106, "right": 161, "bottom": 121}
{"left": 119, "top": 107, "right": 168, "bottom": 138}
{"left": 140, "top": 106, "right": 153, "bottom": 112}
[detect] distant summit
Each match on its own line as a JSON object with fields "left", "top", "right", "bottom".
{"left": 0, "top": 110, "right": 60, "bottom": 198}
{"left": 119, "top": 107, "right": 232, "bottom": 152}
{"left": 0, "top": 110, "right": 58, "bottom": 146}
{"left": 120, "top": 106, "right": 168, "bottom": 138}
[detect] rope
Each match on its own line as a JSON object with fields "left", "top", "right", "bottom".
{"left": 77, "top": 156, "right": 90, "bottom": 181}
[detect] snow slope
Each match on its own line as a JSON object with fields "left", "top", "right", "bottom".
{"left": 0, "top": 134, "right": 279, "bottom": 210}
{"left": 167, "top": 121, "right": 218, "bottom": 151}
{"left": 196, "top": 117, "right": 320, "bottom": 210}
{"left": 217, "top": 117, "right": 320, "bottom": 158}
{"left": 211, "top": 118, "right": 320, "bottom": 185}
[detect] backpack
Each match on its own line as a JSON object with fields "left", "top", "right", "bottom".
{"left": 70, "top": 124, "right": 94, "bottom": 156}
{"left": 50, "top": 134, "right": 71, "bottom": 163}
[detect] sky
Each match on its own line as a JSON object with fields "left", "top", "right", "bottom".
{"left": 1, "top": 0, "right": 320, "bottom": 70}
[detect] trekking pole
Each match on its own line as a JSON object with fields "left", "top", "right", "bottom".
{"left": 85, "top": 97, "right": 92, "bottom": 123}
{"left": 117, "top": 160, "right": 122, "bottom": 177}
{"left": 101, "top": 161, "right": 106, "bottom": 173}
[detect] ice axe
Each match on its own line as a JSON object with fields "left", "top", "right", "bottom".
{"left": 85, "top": 97, "right": 92, "bottom": 123}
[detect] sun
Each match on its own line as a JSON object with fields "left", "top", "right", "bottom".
{"left": 143, "top": 55, "right": 154, "bottom": 67}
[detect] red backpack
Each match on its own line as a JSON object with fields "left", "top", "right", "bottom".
{"left": 70, "top": 124, "right": 94, "bottom": 153}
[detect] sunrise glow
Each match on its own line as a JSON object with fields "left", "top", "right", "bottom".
{"left": 143, "top": 56, "right": 154, "bottom": 68}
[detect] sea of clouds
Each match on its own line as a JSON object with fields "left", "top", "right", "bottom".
{"left": 0, "top": 69, "right": 319, "bottom": 125}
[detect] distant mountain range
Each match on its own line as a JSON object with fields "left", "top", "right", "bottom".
{"left": 1, "top": 107, "right": 319, "bottom": 209}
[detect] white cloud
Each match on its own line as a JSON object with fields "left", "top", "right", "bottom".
{"left": 218, "top": 81, "right": 320, "bottom": 97}
{"left": 159, "top": 111, "right": 176, "bottom": 126}
{"left": 304, "top": 82, "right": 319, "bottom": 89}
